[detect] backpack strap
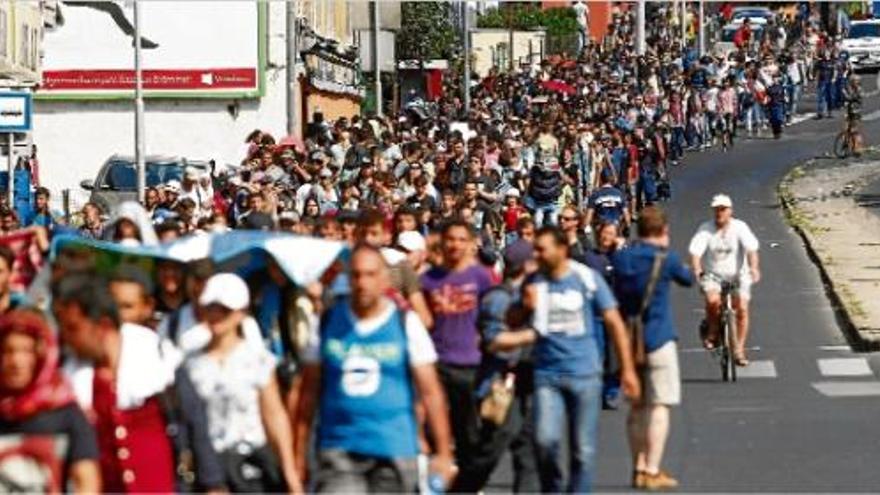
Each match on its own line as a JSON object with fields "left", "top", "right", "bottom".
{"left": 638, "top": 251, "right": 668, "bottom": 320}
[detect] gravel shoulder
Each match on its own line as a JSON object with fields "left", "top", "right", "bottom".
{"left": 779, "top": 150, "right": 880, "bottom": 349}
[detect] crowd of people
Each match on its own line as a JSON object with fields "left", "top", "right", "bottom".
{"left": 0, "top": 2, "right": 854, "bottom": 494}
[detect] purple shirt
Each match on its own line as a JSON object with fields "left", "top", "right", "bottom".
{"left": 421, "top": 263, "right": 495, "bottom": 366}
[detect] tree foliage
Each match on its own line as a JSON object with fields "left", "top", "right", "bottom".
{"left": 477, "top": 5, "right": 579, "bottom": 37}
{"left": 397, "top": 2, "right": 460, "bottom": 62}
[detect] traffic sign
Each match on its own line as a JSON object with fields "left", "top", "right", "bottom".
{"left": 0, "top": 92, "right": 33, "bottom": 133}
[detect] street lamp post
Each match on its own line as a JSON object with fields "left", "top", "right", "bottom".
{"left": 636, "top": 0, "right": 646, "bottom": 55}
{"left": 463, "top": 1, "right": 471, "bottom": 115}
{"left": 286, "top": 0, "right": 298, "bottom": 136}
{"left": 698, "top": 0, "right": 705, "bottom": 56}
{"left": 371, "top": 1, "right": 382, "bottom": 117}
{"left": 133, "top": 0, "right": 146, "bottom": 204}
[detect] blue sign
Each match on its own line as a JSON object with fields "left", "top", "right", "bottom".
{"left": 0, "top": 92, "right": 32, "bottom": 133}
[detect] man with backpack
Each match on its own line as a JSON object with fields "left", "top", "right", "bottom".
{"left": 611, "top": 207, "right": 694, "bottom": 490}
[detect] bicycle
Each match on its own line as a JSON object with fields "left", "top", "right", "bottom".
{"left": 833, "top": 104, "right": 863, "bottom": 159}
{"left": 699, "top": 275, "right": 739, "bottom": 382}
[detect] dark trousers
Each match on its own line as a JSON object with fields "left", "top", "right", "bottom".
{"left": 452, "top": 366, "right": 539, "bottom": 493}
{"left": 437, "top": 364, "right": 481, "bottom": 471}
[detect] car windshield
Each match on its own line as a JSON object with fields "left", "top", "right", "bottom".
{"left": 101, "top": 160, "right": 184, "bottom": 190}
{"left": 721, "top": 26, "right": 762, "bottom": 43}
{"left": 848, "top": 23, "right": 880, "bottom": 39}
{"left": 733, "top": 9, "right": 769, "bottom": 20}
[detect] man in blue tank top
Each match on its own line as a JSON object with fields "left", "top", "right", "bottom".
{"left": 491, "top": 226, "right": 641, "bottom": 493}
{"left": 294, "top": 246, "right": 454, "bottom": 492}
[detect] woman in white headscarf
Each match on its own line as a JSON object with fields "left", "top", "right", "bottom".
{"left": 103, "top": 201, "right": 159, "bottom": 246}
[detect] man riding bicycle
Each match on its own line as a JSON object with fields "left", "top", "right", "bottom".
{"left": 688, "top": 195, "right": 761, "bottom": 367}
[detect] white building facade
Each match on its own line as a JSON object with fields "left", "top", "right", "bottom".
{"left": 33, "top": 1, "right": 289, "bottom": 207}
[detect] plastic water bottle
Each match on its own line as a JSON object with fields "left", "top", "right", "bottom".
{"left": 427, "top": 473, "right": 446, "bottom": 495}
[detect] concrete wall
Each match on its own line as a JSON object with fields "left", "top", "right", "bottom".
{"left": 32, "top": 2, "right": 291, "bottom": 209}
{"left": 471, "top": 29, "right": 546, "bottom": 78}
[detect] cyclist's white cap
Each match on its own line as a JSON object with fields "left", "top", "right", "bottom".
{"left": 711, "top": 194, "right": 733, "bottom": 209}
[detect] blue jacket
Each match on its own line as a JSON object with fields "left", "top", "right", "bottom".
{"left": 611, "top": 242, "right": 694, "bottom": 352}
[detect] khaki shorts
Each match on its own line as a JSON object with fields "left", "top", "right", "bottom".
{"left": 645, "top": 341, "right": 681, "bottom": 406}
{"left": 700, "top": 273, "right": 752, "bottom": 301}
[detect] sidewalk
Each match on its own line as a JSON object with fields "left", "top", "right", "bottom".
{"left": 779, "top": 150, "right": 880, "bottom": 349}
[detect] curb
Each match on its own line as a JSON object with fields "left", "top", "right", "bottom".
{"left": 778, "top": 168, "right": 880, "bottom": 352}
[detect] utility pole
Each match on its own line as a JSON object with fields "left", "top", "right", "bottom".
{"left": 462, "top": 1, "right": 471, "bottom": 115}
{"left": 681, "top": 0, "right": 687, "bottom": 48}
{"left": 698, "top": 0, "right": 705, "bottom": 56}
{"left": 507, "top": 5, "right": 514, "bottom": 72}
{"left": 133, "top": 0, "right": 146, "bottom": 204}
{"left": 371, "top": 1, "right": 382, "bottom": 117}
{"left": 636, "top": 0, "right": 646, "bottom": 55}
{"left": 286, "top": 0, "right": 298, "bottom": 136}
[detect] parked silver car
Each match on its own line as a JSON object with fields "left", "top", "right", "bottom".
{"left": 80, "top": 155, "right": 208, "bottom": 214}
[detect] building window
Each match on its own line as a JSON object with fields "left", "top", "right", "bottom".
{"left": 19, "top": 24, "right": 29, "bottom": 68}
{"left": 0, "top": 10, "right": 7, "bottom": 59}
{"left": 30, "top": 27, "right": 38, "bottom": 70}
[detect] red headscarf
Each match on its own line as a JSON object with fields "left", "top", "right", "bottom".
{"left": 0, "top": 311, "right": 76, "bottom": 422}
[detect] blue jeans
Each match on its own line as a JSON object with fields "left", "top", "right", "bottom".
{"left": 534, "top": 374, "right": 602, "bottom": 493}
{"left": 786, "top": 83, "right": 802, "bottom": 118}
{"left": 525, "top": 196, "right": 559, "bottom": 227}
{"left": 504, "top": 231, "right": 520, "bottom": 248}
{"left": 817, "top": 80, "right": 833, "bottom": 115}
{"left": 670, "top": 127, "right": 685, "bottom": 160}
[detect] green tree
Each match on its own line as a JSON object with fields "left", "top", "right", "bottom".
{"left": 397, "top": 2, "right": 460, "bottom": 63}
{"left": 477, "top": 5, "right": 578, "bottom": 36}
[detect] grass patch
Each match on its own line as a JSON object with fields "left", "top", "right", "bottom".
{"left": 839, "top": 284, "right": 868, "bottom": 320}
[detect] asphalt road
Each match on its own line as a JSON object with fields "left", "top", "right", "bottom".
{"left": 489, "top": 94, "right": 880, "bottom": 492}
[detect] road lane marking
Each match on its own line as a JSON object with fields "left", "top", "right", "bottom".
{"left": 818, "top": 345, "right": 852, "bottom": 352}
{"left": 711, "top": 405, "right": 782, "bottom": 413}
{"left": 811, "top": 381, "right": 880, "bottom": 397}
{"left": 789, "top": 113, "right": 816, "bottom": 125}
{"left": 736, "top": 360, "right": 777, "bottom": 379}
{"left": 818, "top": 358, "right": 873, "bottom": 377}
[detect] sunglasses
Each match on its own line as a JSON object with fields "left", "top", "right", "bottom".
{"left": 560, "top": 215, "right": 579, "bottom": 222}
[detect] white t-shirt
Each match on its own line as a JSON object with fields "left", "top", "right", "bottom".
{"left": 688, "top": 219, "right": 760, "bottom": 279}
{"left": 573, "top": 1, "right": 589, "bottom": 29}
{"left": 301, "top": 298, "right": 437, "bottom": 366}
{"left": 185, "top": 341, "right": 277, "bottom": 452}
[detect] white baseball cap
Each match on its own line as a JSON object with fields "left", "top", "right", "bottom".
{"left": 164, "top": 180, "right": 182, "bottom": 193}
{"left": 199, "top": 273, "right": 250, "bottom": 310}
{"left": 506, "top": 188, "right": 521, "bottom": 198}
{"left": 397, "top": 231, "right": 426, "bottom": 253}
{"left": 184, "top": 166, "right": 201, "bottom": 180}
{"left": 710, "top": 194, "right": 733, "bottom": 209}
